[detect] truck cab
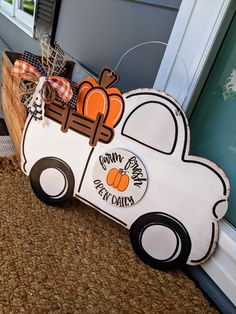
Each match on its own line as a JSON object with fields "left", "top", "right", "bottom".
{"left": 21, "top": 88, "right": 230, "bottom": 269}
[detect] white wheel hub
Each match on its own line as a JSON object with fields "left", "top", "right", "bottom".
{"left": 39, "top": 168, "right": 67, "bottom": 198}
{"left": 141, "top": 225, "right": 179, "bottom": 260}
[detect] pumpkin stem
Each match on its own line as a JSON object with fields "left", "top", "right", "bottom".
{"left": 119, "top": 168, "right": 123, "bottom": 174}
{"left": 99, "top": 67, "right": 120, "bottom": 89}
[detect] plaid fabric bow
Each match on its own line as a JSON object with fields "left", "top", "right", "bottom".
{"left": 11, "top": 59, "right": 73, "bottom": 103}
{"left": 10, "top": 51, "right": 75, "bottom": 121}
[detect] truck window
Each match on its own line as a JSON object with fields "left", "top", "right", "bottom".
{"left": 121, "top": 102, "right": 177, "bottom": 154}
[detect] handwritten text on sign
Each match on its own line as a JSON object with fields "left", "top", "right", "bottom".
{"left": 93, "top": 149, "right": 148, "bottom": 207}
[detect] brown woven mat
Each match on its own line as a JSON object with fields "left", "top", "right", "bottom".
{"left": 0, "top": 157, "right": 218, "bottom": 313}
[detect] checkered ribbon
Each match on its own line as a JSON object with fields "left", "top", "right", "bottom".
{"left": 11, "top": 59, "right": 72, "bottom": 103}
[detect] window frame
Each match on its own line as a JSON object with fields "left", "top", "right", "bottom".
{"left": 0, "top": 0, "right": 37, "bottom": 37}
{"left": 1, "top": 0, "right": 14, "bottom": 15}
{"left": 15, "top": 0, "right": 36, "bottom": 29}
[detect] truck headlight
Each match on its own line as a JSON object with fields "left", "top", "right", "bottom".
{"left": 213, "top": 200, "right": 228, "bottom": 220}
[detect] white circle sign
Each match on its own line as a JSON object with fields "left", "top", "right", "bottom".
{"left": 93, "top": 149, "right": 148, "bottom": 207}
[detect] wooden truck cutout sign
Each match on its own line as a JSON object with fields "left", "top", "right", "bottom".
{"left": 13, "top": 62, "right": 230, "bottom": 270}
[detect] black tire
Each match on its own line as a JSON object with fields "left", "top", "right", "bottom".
{"left": 30, "top": 157, "right": 75, "bottom": 205}
{"left": 130, "top": 212, "right": 191, "bottom": 270}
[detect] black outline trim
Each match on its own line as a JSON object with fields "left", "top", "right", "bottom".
{"left": 29, "top": 157, "right": 75, "bottom": 205}
{"left": 109, "top": 93, "right": 125, "bottom": 128}
{"left": 125, "top": 92, "right": 227, "bottom": 195}
{"left": 77, "top": 79, "right": 94, "bottom": 92}
{"left": 82, "top": 86, "right": 110, "bottom": 119}
{"left": 46, "top": 108, "right": 61, "bottom": 116}
{"left": 76, "top": 195, "right": 127, "bottom": 227}
{"left": 72, "top": 120, "right": 91, "bottom": 130}
{"left": 98, "top": 68, "right": 119, "bottom": 88}
{"left": 121, "top": 101, "right": 178, "bottom": 155}
{"left": 130, "top": 212, "right": 191, "bottom": 269}
{"left": 91, "top": 113, "right": 103, "bottom": 145}
{"left": 49, "top": 116, "right": 63, "bottom": 124}
{"left": 78, "top": 84, "right": 124, "bottom": 129}
{"left": 212, "top": 199, "right": 227, "bottom": 219}
{"left": 64, "top": 107, "right": 72, "bottom": 129}
{"left": 48, "top": 102, "right": 64, "bottom": 110}
{"left": 22, "top": 114, "right": 34, "bottom": 173}
{"left": 69, "top": 126, "right": 91, "bottom": 136}
{"left": 191, "top": 222, "right": 216, "bottom": 264}
{"left": 78, "top": 147, "right": 95, "bottom": 193}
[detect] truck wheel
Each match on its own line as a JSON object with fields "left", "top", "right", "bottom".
{"left": 29, "top": 157, "right": 75, "bottom": 205}
{"left": 130, "top": 212, "right": 191, "bottom": 269}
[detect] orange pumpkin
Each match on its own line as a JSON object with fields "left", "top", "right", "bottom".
{"left": 76, "top": 77, "right": 124, "bottom": 128}
{"left": 107, "top": 168, "right": 129, "bottom": 192}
